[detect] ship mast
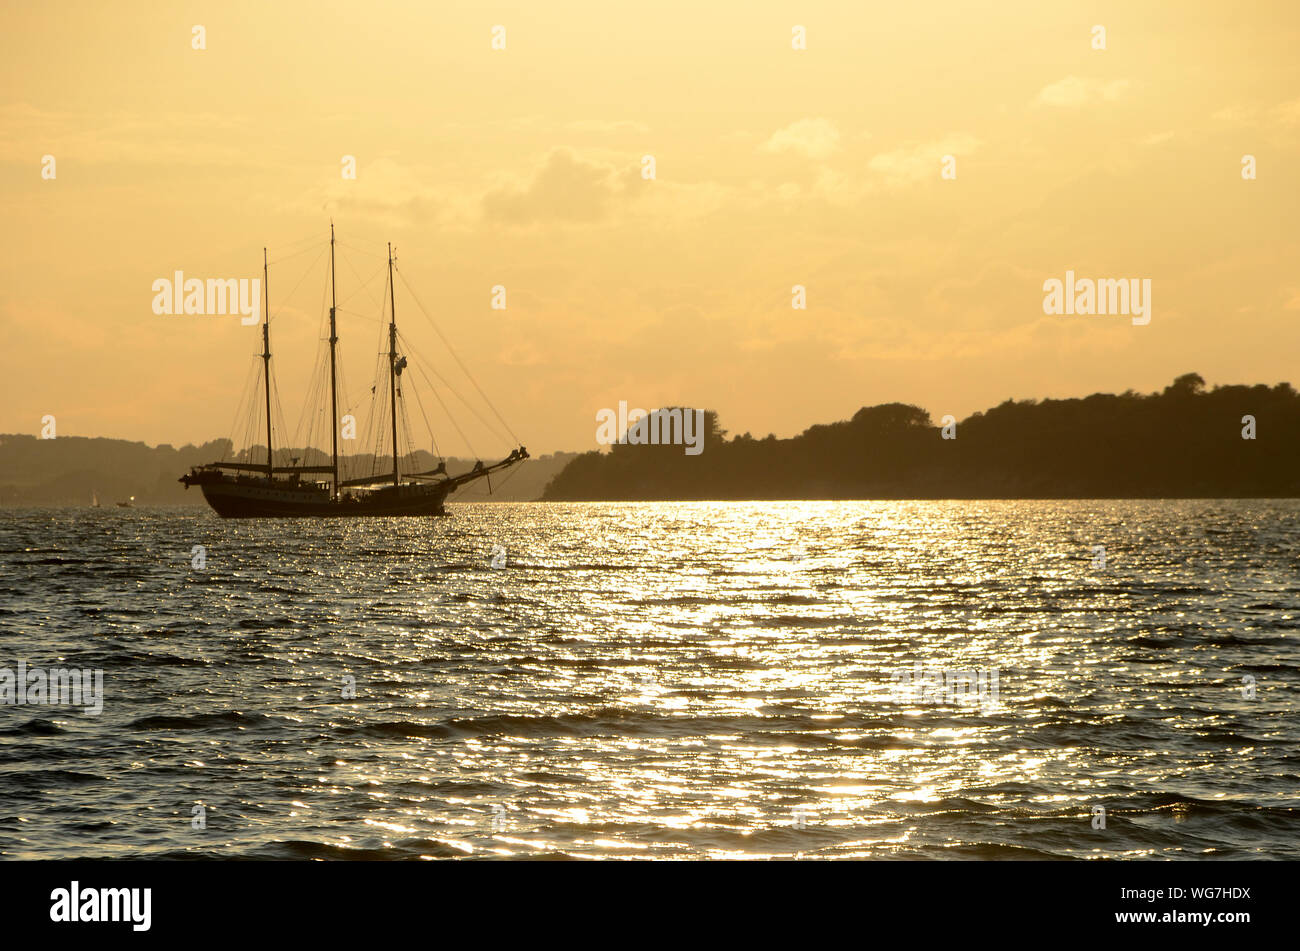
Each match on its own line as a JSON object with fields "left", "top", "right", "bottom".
{"left": 387, "top": 243, "right": 400, "bottom": 489}
{"left": 261, "top": 247, "right": 273, "bottom": 479}
{"left": 329, "top": 223, "right": 339, "bottom": 499}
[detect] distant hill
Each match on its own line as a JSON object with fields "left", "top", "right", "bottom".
{"left": 540, "top": 375, "right": 1300, "bottom": 500}
{"left": 0, "top": 436, "right": 576, "bottom": 505}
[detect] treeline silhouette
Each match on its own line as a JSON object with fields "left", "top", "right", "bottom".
{"left": 541, "top": 375, "right": 1300, "bottom": 499}
{"left": 0, "top": 435, "right": 576, "bottom": 505}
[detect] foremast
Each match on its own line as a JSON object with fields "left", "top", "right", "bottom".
{"left": 387, "top": 243, "right": 400, "bottom": 488}
{"left": 329, "top": 223, "right": 340, "bottom": 499}
{"left": 261, "top": 248, "right": 273, "bottom": 478}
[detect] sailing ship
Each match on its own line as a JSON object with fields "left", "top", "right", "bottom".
{"left": 91, "top": 490, "right": 101, "bottom": 508}
{"left": 180, "top": 226, "right": 527, "bottom": 517}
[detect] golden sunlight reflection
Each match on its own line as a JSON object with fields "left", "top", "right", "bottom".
{"left": 27, "top": 499, "right": 1281, "bottom": 860}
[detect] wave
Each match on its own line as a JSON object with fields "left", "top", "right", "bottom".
{"left": 0, "top": 717, "right": 66, "bottom": 736}
{"left": 57, "top": 649, "right": 210, "bottom": 668}
{"left": 126, "top": 711, "right": 279, "bottom": 731}
{"left": 244, "top": 838, "right": 472, "bottom": 860}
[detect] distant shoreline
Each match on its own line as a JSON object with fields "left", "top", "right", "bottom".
{"left": 7, "top": 374, "right": 1300, "bottom": 504}
{"left": 541, "top": 376, "right": 1300, "bottom": 502}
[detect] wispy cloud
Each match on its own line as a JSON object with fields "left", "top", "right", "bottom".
{"left": 761, "top": 118, "right": 841, "bottom": 160}
{"left": 566, "top": 119, "right": 650, "bottom": 135}
{"left": 319, "top": 156, "right": 451, "bottom": 227}
{"left": 1035, "top": 76, "right": 1130, "bottom": 108}
{"left": 868, "top": 134, "right": 980, "bottom": 185}
{"left": 482, "top": 148, "right": 624, "bottom": 224}
{"left": 0, "top": 102, "right": 252, "bottom": 165}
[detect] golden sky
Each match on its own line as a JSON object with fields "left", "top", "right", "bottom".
{"left": 3, "top": 1, "right": 1299, "bottom": 456}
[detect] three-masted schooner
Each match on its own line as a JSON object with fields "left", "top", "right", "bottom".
{"left": 180, "top": 226, "right": 527, "bottom": 517}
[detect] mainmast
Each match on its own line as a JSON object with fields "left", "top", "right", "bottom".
{"left": 261, "top": 247, "right": 273, "bottom": 479}
{"left": 329, "top": 223, "right": 339, "bottom": 499}
{"left": 387, "top": 243, "right": 400, "bottom": 489}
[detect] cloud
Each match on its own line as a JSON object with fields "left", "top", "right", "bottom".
{"left": 1271, "top": 99, "right": 1300, "bottom": 124}
{"left": 761, "top": 118, "right": 841, "bottom": 160}
{"left": 317, "top": 155, "right": 449, "bottom": 224}
{"left": 1212, "top": 98, "right": 1300, "bottom": 126}
{"left": 1212, "top": 104, "right": 1255, "bottom": 124}
{"left": 566, "top": 119, "right": 651, "bottom": 135}
{"left": 868, "top": 134, "right": 980, "bottom": 185}
{"left": 1035, "top": 76, "right": 1130, "bottom": 108}
{"left": 0, "top": 102, "right": 252, "bottom": 165}
{"left": 482, "top": 148, "right": 622, "bottom": 224}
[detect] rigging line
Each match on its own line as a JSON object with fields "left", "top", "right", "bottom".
{"left": 235, "top": 370, "right": 252, "bottom": 459}
{"left": 406, "top": 356, "right": 478, "bottom": 459}
{"left": 269, "top": 371, "right": 292, "bottom": 467}
{"left": 394, "top": 266, "right": 521, "bottom": 445}
{"left": 394, "top": 266, "right": 520, "bottom": 446}
{"left": 342, "top": 382, "right": 370, "bottom": 412}
{"left": 243, "top": 356, "right": 267, "bottom": 462}
{"left": 299, "top": 362, "right": 319, "bottom": 451}
{"left": 364, "top": 273, "right": 391, "bottom": 479}
{"left": 303, "top": 266, "right": 333, "bottom": 444}
{"left": 404, "top": 366, "right": 443, "bottom": 461}
{"left": 335, "top": 309, "right": 384, "bottom": 323}
{"left": 459, "top": 458, "right": 527, "bottom": 497}
{"left": 396, "top": 365, "right": 417, "bottom": 474}
{"left": 311, "top": 251, "right": 331, "bottom": 356}
{"left": 337, "top": 249, "right": 388, "bottom": 310}
{"left": 268, "top": 245, "right": 329, "bottom": 325}
{"left": 404, "top": 347, "right": 507, "bottom": 450}
{"left": 388, "top": 395, "right": 404, "bottom": 478}
{"left": 336, "top": 360, "right": 355, "bottom": 481}
{"left": 374, "top": 353, "right": 394, "bottom": 480}
{"left": 267, "top": 356, "right": 292, "bottom": 457}
{"left": 297, "top": 248, "right": 345, "bottom": 455}
{"left": 271, "top": 231, "right": 330, "bottom": 252}
{"left": 398, "top": 331, "right": 510, "bottom": 448}
{"left": 279, "top": 259, "right": 331, "bottom": 457}
{"left": 494, "top": 457, "right": 527, "bottom": 490}
{"left": 225, "top": 359, "right": 261, "bottom": 461}
{"left": 239, "top": 355, "right": 261, "bottom": 423}
{"left": 198, "top": 231, "right": 323, "bottom": 268}
{"left": 365, "top": 275, "right": 390, "bottom": 432}
{"left": 399, "top": 334, "right": 486, "bottom": 448}
{"left": 292, "top": 348, "right": 329, "bottom": 453}
{"left": 362, "top": 352, "right": 386, "bottom": 481}
{"left": 268, "top": 240, "right": 329, "bottom": 267}
{"left": 335, "top": 293, "right": 384, "bottom": 311}
{"left": 398, "top": 392, "right": 419, "bottom": 473}
{"left": 335, "top": 350, "right": 354, "bottom": 408}
{"left": 293, "top": 319, "right": 329, "bottom": 448}
{"left": 336, "top": 240, "right": 387, "bottom": 259}
{"left": 232, "top": 367, "right": 253, "bottom": 462}
{"left": 253, "top": 368, "right": 268, "bottom": 466}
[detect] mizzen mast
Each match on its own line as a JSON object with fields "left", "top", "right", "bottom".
{"left": 387, "top": 243, "right": 400, "bottom": 489}
{"left": 329, "top": 223, "right": 340, "bottom": 499}
{"left": 261, "top": 247, "right": 273, "bottom": 479}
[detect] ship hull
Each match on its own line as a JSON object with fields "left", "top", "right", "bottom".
{"left": 191, "top": 475, "right": 451, "bottom": 518}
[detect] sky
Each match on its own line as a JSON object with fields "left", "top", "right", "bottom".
{"left": 2, "top": 0, "right": 1299, "bottom": 457}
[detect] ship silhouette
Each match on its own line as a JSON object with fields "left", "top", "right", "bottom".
{"left": 181, "top": 225, "right": 526, "bottom": 517}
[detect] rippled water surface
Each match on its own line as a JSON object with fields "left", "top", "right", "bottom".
{"left": 0, "top": 501, "right": 1297, "bottom": 859}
